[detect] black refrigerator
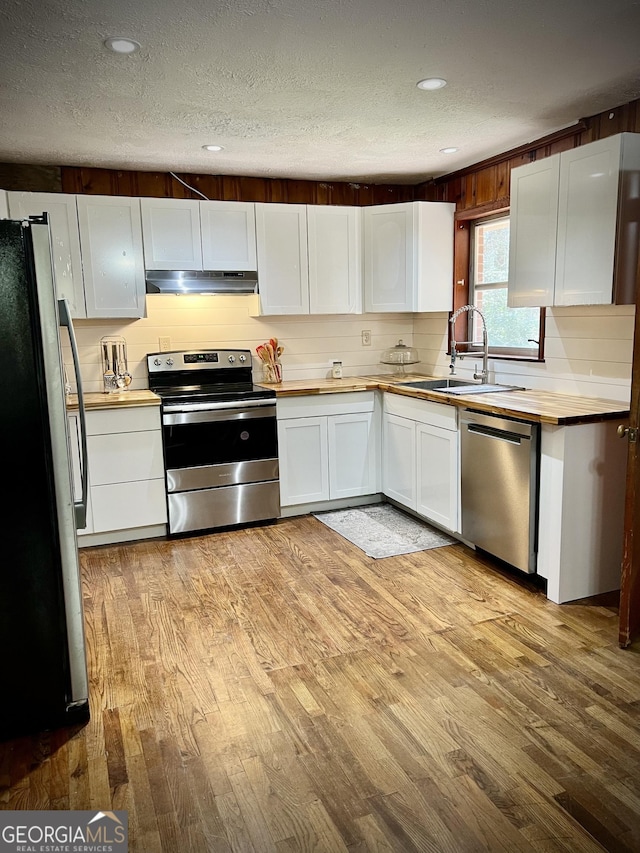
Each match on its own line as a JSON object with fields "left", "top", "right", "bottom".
{"left": 0, "top": 216, "right": 90, "bottom": 739}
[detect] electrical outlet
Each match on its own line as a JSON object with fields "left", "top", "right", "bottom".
{"left": 159, "top": 336, "right": 171, "bottom": 352}
{"left": 361, "top": 330, "right": 371, "bottom": 346}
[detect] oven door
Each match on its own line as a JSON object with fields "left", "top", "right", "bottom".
{"left": 162, "top": 403, "right": 278, "bottom": 492}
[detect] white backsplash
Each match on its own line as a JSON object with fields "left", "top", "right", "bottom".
{"left": 414, "top": 304, "right": 634, "bottom": 404}
{"left": 63, "top": 294, "right": 417, "bottom": 394}
{"left": 63, "top": 295, "right": 634, "bottom": 402}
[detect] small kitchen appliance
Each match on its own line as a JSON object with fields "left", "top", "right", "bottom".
{"left": 101, "top": 335, "right": 131, "bottom": 393}
{"left": 147, "top": 349, "right": 280, "bottom": 535}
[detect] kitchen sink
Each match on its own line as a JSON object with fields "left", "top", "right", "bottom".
{"left": 433, "top": 383, "right": 525, "bottom": 395}
{"left": 399, "top": 378, "right": 473, "bottom": 391}
{"left": 399, "top": 379, "right": 525, "bottom": 395}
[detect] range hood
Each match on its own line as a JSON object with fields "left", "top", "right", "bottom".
{"left": 146, "top": 270, "right": 258, "bottom": 295}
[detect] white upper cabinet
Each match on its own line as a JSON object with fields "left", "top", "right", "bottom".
{"left": 76, "top": 195, "right": 146, "bottom": 319}
{"left": 8, "top": 191, "right": 87, "bottom": 318}
{"left": 200, "top": 201, "right": 257, "bottom": 270}
{"left": 257, "top": 203, "right": 362, "bottom": 316}
{"left": 307, "top": 205, "right": 362, "bottom": 314}
{"left": 140, "top": 198, "right": 258, "bottom": 271}
{"left": 140, "top": 198, "right": 202, "bottom": 270}
{"left": 255, "top": 203, "right": 309, "bottom": 314}
{"left": 0, "top": 190, "right": 8, "bottom": 218}
{"left": 508, "top": 132, "right": 640, "bottom": 307}
{"left": 507, "top": 156, "right": 560, "bottom": 308}
{"left": 363, "top": 201, "right": 455, "bottom": 313}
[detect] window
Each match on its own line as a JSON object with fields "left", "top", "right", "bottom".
{"left": 466, "top": 215, "right": 543, "bottom": 359}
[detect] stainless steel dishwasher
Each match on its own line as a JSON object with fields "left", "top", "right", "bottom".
{"left": 460, "top": 409, "right": 539, "bottom": 574}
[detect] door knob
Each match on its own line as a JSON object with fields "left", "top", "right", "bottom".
{"left": 618, "top": 424, "right": 637, "bottom": 441}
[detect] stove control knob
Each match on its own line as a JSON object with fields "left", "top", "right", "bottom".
{"left": 153, "top": 358, "right": 162, "bottom": 366}
{"left": 239, "top": 355, "right": 247, "bottom": 363}
{"left": 166, "top": 358, "right": 174, "bottom": 367}
{"left": 228, "top": 355, "right": 236, "bottom": 363}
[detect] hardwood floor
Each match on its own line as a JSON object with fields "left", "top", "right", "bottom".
{"left": 2, "top": 514, "right": 640, "bottom": 851}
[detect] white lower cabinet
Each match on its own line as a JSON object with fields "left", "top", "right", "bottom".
{"left": 382, "top": 413, "right": 416, "bottom": 508}
{"left": 83, "top": 406, "right": 167, "bottom": 536}
{"left": 278, "top": 416, "right": 330, "bottom": 505}
{"left": 382, "top": 393, "right": 459, "bottom": 532}
{"left": 416, "top": 421, "right": 458, "bottom": 530}
{"left": 277, "top": 393, "right": 379, "bottom": 508}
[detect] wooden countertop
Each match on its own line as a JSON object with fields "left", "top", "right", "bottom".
{"left": 66, "top": 390, "right": 161, "bottom": 412}
{"left": 65, "top": 377, "right": 628, "bottom": 425}
{"left": 261, "top": 374, "right": 630, "bottom": 425}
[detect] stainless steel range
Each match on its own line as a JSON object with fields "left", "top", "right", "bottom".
{"left": 147, "top": 349, "right": 280, "bottom": 535}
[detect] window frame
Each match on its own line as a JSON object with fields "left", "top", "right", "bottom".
{"left": 450, "top": 210, "right": 545, "bottom": 363}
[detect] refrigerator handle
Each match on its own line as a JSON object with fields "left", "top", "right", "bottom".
{"left": 58, "top": 298, "right": 88, "bottom": 529}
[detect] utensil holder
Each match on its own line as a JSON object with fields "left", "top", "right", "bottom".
{"left": 262, "top": 361, "right": 282, "bottom": 383}
{"left": 101, "top": 335, "right": 132, "bottom": 393}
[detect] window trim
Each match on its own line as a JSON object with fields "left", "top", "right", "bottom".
{"left": 449, "top": 210, "right": 545, "bottom": 363}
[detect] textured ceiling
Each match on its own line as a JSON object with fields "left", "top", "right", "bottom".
{"left": 1, "top": 0, "right": 640, "bottom": 184}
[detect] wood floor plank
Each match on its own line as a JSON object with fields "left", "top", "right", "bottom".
{"left": 2, "top": 513, "right": 640, "bottom": 851}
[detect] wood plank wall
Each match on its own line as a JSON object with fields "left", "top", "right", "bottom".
{"left": 418, "top": 97, "right": 640, "bottom": 212}
{"left": 59, "top": 169, "right": 418, "bottom": 205}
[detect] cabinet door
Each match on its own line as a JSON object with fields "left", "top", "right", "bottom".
{"left": 77, "top": 195, "right": 146, "bottom": 318}
{"left": 87, "top": 430, "right": 164, "bottom": 486}
{"left": 140, "top": 198, "right": 202, "bottom": 270}
{"left": 416, "top": 422, "right": 458, "bottom": 532}
{"left": 256, "top": 203, "right": 309, "bottom": 314}
{"left": 201, "top": 201, "right": 257, "bottom": 270}
{"left": 328, "top": 412, "right": 377, "bottom": 499}
{"left": 507, "top": 156, "right": 560, "bottom": 308}
{"left": 364, "top": 203, "right": 414, "bottom": 312}
{"left": 414, "top": 201, "right": 455, "bottom": 313}
{"left": 9, "top": 191, "right": 87, "bottom": 317}
{"left": 91, "top": 480, "right": 167, "bottom": 533}
{"left": 382, "top": 413, "right": 416, "bottom": 509}
{"left": 307, "top": 205, "right": 362, "bottom": 314}
{"left": 555, "top": 136, "right": 622, "bottom": 306}
{"left": 0, "top": 190, "right": 9, "bottom": 218}
{"left": 277, "top": 417, "right": 329, "bottom": 505}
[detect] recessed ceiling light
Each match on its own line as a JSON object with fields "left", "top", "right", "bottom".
{"left": 416, "top": 77, "right": 447, "bottom": 91}
{"left": 103, "top": 37, "right": 141, "bottom": 54}
{"left": 440, "top": 147, "right": 459, "bottom": 154}
{"left": 202, "top": 145, "right": 225, "bottom": 152}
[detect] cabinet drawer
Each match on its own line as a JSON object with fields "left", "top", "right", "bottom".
{"left": 88, "top": 430, "right": 164, "bottom": 485}
{"left": 91, "top": 479, "right": 167, "bottom": 533}
{"left": 86, "top": 406, "right": 161, "bottom": 435}
{"left": 277, "top": 391, "right": 375, "bottom": 420}
{"left": 384, "top": 393, "right": 457, "bottom": 431}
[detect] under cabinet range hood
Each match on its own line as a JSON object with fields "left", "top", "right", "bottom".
{"left": 146, "top": 270, "right": 258, "bottom": 295}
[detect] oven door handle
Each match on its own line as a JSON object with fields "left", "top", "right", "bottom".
{"left": 163, "top": 405, "right": 277, "bottom": 426}
{"left": 162, "top": 398, "right": 276, "bottom": 414}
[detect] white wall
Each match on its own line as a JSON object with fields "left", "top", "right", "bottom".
{"left": 414, "top": 304, "right": 634, "bottom": 404}
{"left": 65, "top": 294, "right": 416, "bottom": 394}
{"left": 64, "top": 296, "right": 634, "bottom": 401}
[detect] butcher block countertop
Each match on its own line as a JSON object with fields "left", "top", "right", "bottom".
{"left": 260, "top": 374, "right": 630, "bottom": 426}
{"left": 66, "top": 390, "right": 161, "bottom": 412}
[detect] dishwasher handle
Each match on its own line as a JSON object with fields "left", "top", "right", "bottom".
{"left": 465, "top": 422, "right": 528, "bottom": 445}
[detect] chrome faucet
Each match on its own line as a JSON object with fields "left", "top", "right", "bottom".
{"left": 449, "top": 304, "right": 489, "bottom": 383}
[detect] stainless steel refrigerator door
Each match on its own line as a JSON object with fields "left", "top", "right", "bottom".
{"left": 31, "top": 222, "right": 89, "bottom": 706}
